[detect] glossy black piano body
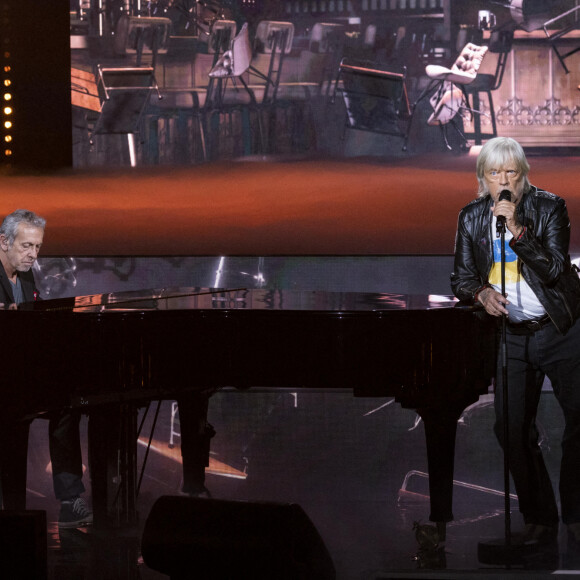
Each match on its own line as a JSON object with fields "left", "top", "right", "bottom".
{"left": 1, "top": 288, "right": 496, "bottom": 527}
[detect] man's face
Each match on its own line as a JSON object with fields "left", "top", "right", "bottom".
{"left": 483, "top": 160, "right": 525, "bottom": 204}
{"left": 0, "top": 224, "right": 44, "bottom": 274}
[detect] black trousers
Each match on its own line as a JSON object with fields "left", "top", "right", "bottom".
{"left": 0, "top": 419, "right": 30, "bottom": 509}
{"left": 48, "top": 409, "right": 85, "bottom": 501}
{"left": 494, "top": 317, "right": 580, "bottom": 526}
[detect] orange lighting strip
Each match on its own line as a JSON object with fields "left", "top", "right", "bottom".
{"left": 1, "top": 1, "right": 13, "bottom": 162}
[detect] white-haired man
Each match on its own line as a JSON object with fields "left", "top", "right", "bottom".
{"left": 451, "top": 137, "right": 580, "bottom": 548}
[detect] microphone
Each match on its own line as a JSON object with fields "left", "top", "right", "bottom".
{"left": 496, "top": 189, "right": 511, "bottom": 234}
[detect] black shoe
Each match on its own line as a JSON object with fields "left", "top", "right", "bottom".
{"left": 58, "top": 497, "right": 93, "bottom": 529}
{"left": 569, "top": 523, "right": 580, "bottom": 543}
{"left": 521, "top": 523, "right": 559, "bottom": 546}
{"left": 179, "top": 484, "right": 212, "bottom": 498}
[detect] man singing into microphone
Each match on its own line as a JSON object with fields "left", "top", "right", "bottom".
{"left": 451, "top": 137, "right": 580, "bottom": 547}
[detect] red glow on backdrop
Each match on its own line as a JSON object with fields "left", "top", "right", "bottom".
{"left": 0, "top": 155, "right": 578, "bottom": 256}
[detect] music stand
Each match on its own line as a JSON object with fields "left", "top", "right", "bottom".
{"left": 506, "top": 1, "right": 580, "bottom": 74}
{"left": 542, "top": 6, "right": 580, "bottom": 74}
{"left": 85, "top": 16, "right": 172, "bottom": 166}
{"left": 335, "top": 59, "right": 411, "bottom": 150}
{"left": 95, "top": 67, "right": 156, "bottom": 133}
{"left": 309, "top": 22, "right": 344, "bottom": 53}
{"left": 204, "top": 19, "right": 237, "bottom": 54}
{"left": 92, "top": 66, "right": 158, "bottom": 166}
{"left": 113, "top": 16, "right": 172, "bottom": 68}
{"left": 255, "top": 20, "right": 295, "bottom": 54}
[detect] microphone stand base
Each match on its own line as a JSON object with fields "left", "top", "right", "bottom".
{"left": 478, "top": 537, "right": 559, "bottom": 568}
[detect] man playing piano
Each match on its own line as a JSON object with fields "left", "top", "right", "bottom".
{"left": 0, "top": 209, "right": 93, "bottom": 528}
{"left": 451, "top": 137, "right": 580, "bottom": 547}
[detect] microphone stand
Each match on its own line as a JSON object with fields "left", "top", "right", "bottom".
{"left": 478, "top": 217, "right": 522, "bottom": 567}
{"left": 499, "top": 217, "right": 512, "bottom": 558}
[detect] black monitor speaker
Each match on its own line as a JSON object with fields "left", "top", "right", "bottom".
{"left": 141, "top": 496, "right": 336, "bottom": 580}
{"left": 0, "top": 511, "right": 47, "bottom": 578}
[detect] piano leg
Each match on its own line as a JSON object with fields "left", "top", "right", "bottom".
{"left": 88, "top": 393, "right": 214, "bottom": 526}
{"left": 0, "top": 419, "right": 31, "bottom": 510}
{"left": 175, "top": 392, "right": 215, "bottom": 496}
{"left": 417, "top": 402, "right": 468, "bottom": 527}
{"left": 88, "top": 404, "right": 138, "bottom": 528}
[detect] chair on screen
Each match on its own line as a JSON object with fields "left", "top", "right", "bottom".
{"left": 208, "top": 22, "right": 256, "bottom": 105}
{"left": 206, "top": 22, "right": 264, "bottom": 158}
{"left": 463, "top": 30, "right": 513, "bottom": 145}
{"left": 408, "top": 42, "right": 488, "bottom": 151}
{"left": 147, "top": 20, "right": 237, "bottom": 164}
{"left": 252, "top": 20, "right": 295, "bottom": 105}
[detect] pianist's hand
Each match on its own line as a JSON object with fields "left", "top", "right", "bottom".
{"left": 0, "top": 303, "right": 18, "bottom": 310}
{"left": 477, "top": 287, "right": 509, "bottom": 317}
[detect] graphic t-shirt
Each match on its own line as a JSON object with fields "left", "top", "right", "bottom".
{"left": 488, "top": 216, "right": 545, "bottom": 322}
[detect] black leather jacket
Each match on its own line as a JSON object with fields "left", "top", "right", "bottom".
{"left": 450, "top": 185, "right": 580, "bottom": 335}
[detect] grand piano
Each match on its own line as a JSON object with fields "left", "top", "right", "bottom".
{"left": 1, "top": 287, "right": 496, "bottom": 529}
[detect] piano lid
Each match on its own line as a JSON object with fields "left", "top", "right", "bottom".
{"left": 22, "top": 287, "right": 460, "bottom": 313}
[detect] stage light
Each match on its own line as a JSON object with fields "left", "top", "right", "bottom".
{"left": 1, "top": 0, "right": 72, "bottom": 169}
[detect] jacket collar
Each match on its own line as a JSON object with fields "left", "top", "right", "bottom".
{"left": 0, "top": 261, "right": 15, "bottom": 304}
{"left": 0, "top": 261, "right": 37, "bottom": 304}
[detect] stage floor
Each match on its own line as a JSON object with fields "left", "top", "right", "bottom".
{"left": 2, "top": 153, "right": 580, "bottom": 257}
{"left": 23, "top": 390, "right": 580, "bottom": 580}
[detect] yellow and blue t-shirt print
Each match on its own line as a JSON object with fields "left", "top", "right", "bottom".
{"left": 489, "top": 236, "right": 520, "bottom": 285}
